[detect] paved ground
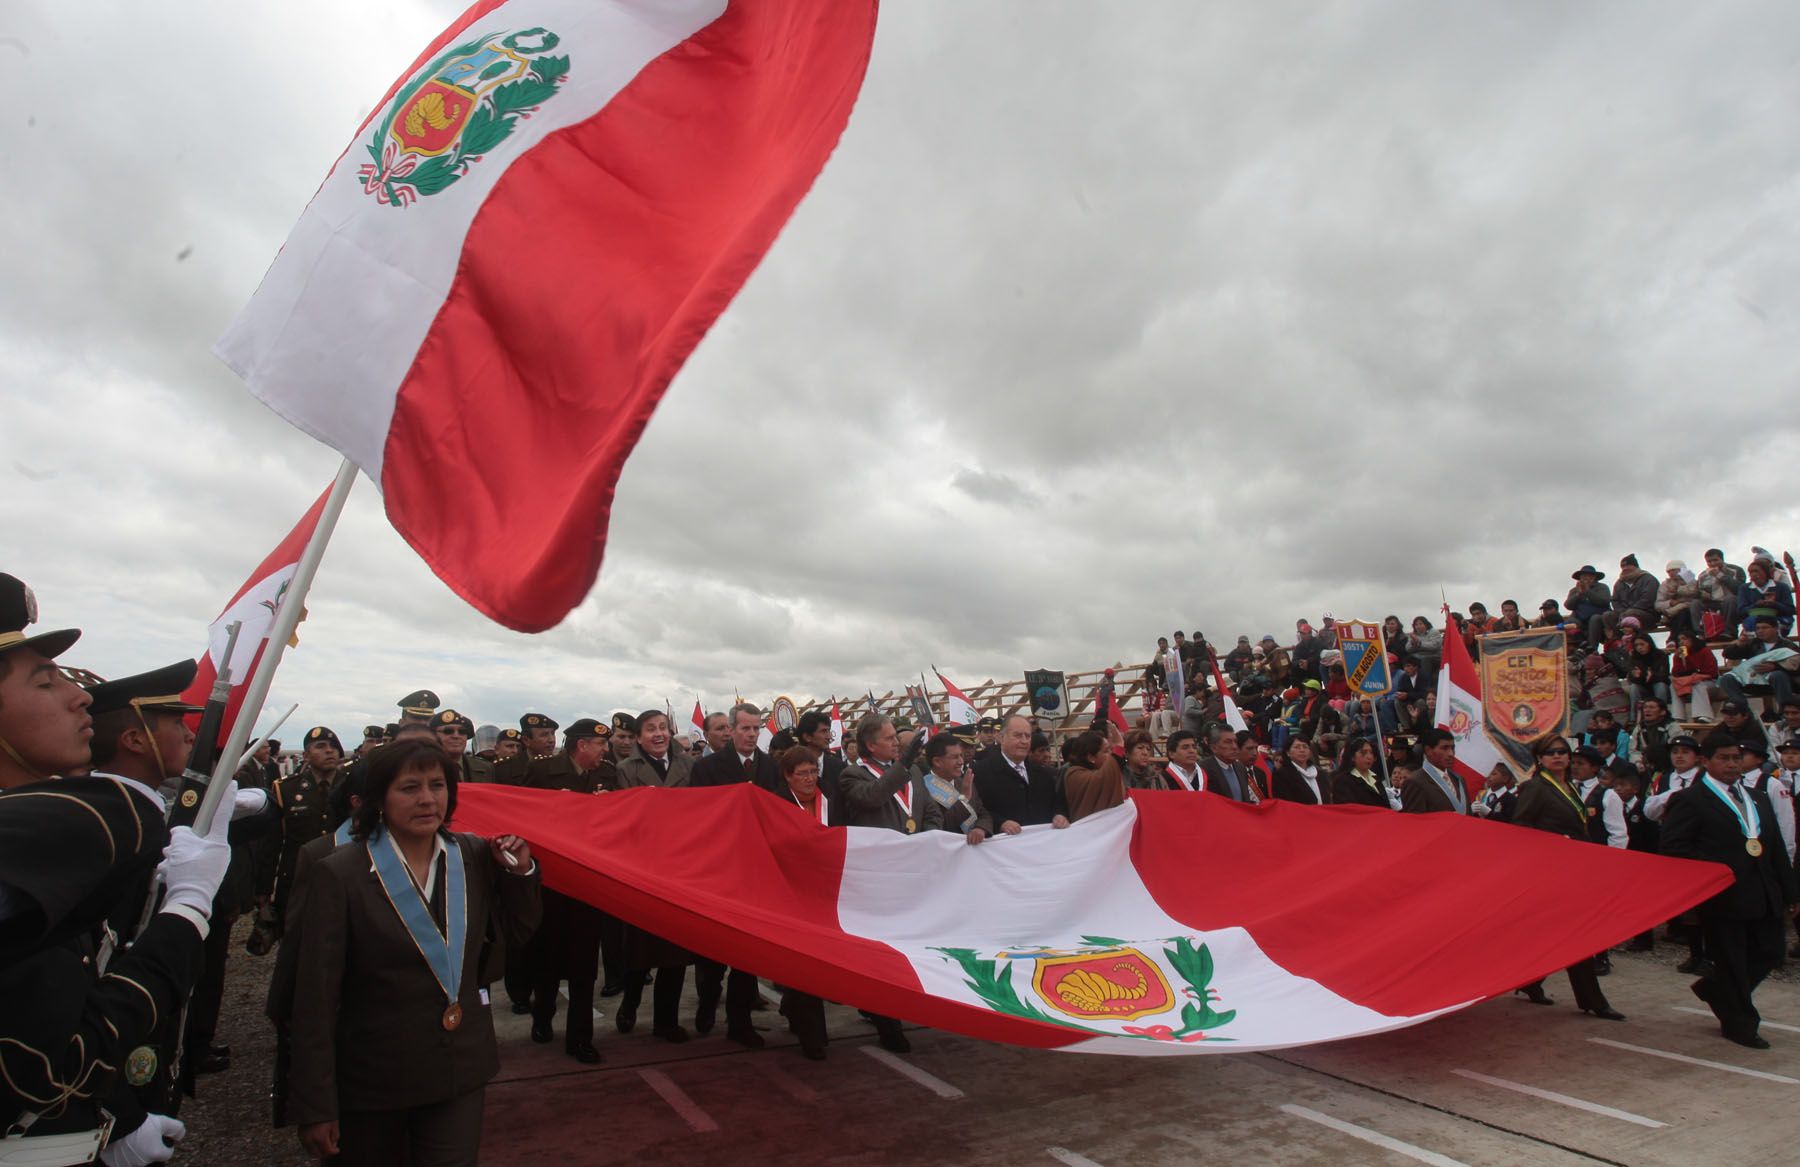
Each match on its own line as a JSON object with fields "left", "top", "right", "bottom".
{"left": 179, "top": 932, "right": 1800, "bottom": 1166}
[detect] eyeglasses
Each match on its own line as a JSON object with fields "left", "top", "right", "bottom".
{"left": 1541, "top": 748, "right": 1571, "bottom": 756}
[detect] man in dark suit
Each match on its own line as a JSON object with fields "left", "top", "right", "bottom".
{"left": 1198, "top": 725, "right": 1260, "bottom": 802}
{"left": 686, "top": 703, "right": 774, "bottom": 1045}
{"left": 795, "top": 709, "right": 847, "bottom": 800}
{"left": 1401, "top": 729, "right": 1470, "bottom": 814}
{"left": 971, "top": 715, "right": 1069, "bottom": 833}
{"left": 1660, "top": 731, "right": 1800, "bottom": 1049}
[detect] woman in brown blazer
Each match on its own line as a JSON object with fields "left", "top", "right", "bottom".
{"left": 289, "top": 739, "right": 541, "bottom": 1165}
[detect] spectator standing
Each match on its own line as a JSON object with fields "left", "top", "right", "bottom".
{"left": 1632, "top": 697, "right": 1677, "bottom": 776}
{"left": 1477, "top": 764, "right": 1518, "bottom": 823}
{"left": 1065, "top": 728, "right": 1128, "bottom": 819}
{"left": 1402, "top": 729, "right": 1469, "bottom": 815}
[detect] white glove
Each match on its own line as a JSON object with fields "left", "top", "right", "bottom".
{"left": 100, "top": 1114, "right": 186, "bottom": 1166}
{"left": 232, "top": 786, "right": 270, "bottom": 817}
{"left": 160, "top": 781, "right": 236, "bottom": 922}
{"left": 1470, "top": 800, "right": 1493, "bottom": 818}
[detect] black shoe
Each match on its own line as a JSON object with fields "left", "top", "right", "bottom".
{"left": 195, "top": 1052, "right": 231, "bottom": 1075}
{"left": 653, "top": 1025, "right": 691, "bottom": 1044}
{"left": 1517, "top": 986, "right": 1554, "bottom": 1006}
{"left": 1691, "top": 978, "right": 1716, "bottom": 1005}
{"left": 531, "top": 1022, "right": 553, "bottom": 1044}
{"left": 1676, "top": 955, "right": 1706, "bottom": 975}
{"left": 727, "top": 1026, "right": 765, "bottom": 1049}
{"left": 510, "top": 1001, "right": 533, "bottom": 1015}
{"left": 694, "top": 998, "right": 718, "bottom": 1035}
{"left": 615, "top": 1005, "right": 637, "bottom": 1035}
{"left": 599, "top": 981, "right": 623, "bottom": 998}
{"left": 567, "top": 1042, "right": 602, "bottom": 1064}
{"left": 1594, "top": 954, "right": 1612, "bottom": 976}
{"left": 1584, "top": 1007, "right": 1627, "bottom": 1021}
{"left": 753, "top": 993, "right": 772, "bottom": 1012}
{"left": 877, "top": 1027, "right": 911, "bottom": 1054}
{"left": 1726, "top": 1032, "right": 1772, "bottom": 1049}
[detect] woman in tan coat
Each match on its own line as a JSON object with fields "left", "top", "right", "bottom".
{"left": 1064, "top": 722, "right": 1128, "bottom": 820}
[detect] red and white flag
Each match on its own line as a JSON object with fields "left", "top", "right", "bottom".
{"left": 828, "top": 700, "right": 844, "bottom": 751}
{"left": 757, "top": 716, "right": 776, "bottom": 754}
{"left": 1435, "top": 613, "right": 1505, "bottom": 795}
{"left": 1209, "top": 653, "right": 1249, "bottom": 733}
{"left": 934, "top": 669, "right": 978, "bottom": 726}
{"left": 688, "top": 700, "right": 706, "bottom": 743}
{"left": 217, "top": 1, "right": 879, "bottom": 632}
{"left": 179, "top": 486, "right": 331, "bottom": 745}
{"left": 456, "top": 784, "right": 1728, "bottom": 1054}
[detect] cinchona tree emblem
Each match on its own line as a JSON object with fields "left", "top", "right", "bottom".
{"left": 358, "top": 28, "right": 570, "bottom": 207}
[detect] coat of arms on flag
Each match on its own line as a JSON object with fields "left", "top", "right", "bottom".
{"left": 931, "top": 937, "right": 1236, "bottom": 1044}
{"left": 360, "top": 28, "right": 571, "bottom": 206}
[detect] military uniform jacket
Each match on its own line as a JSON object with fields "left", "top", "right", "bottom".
{"left": 1660, "top": 780, "right": 1799, "bottom": 921}
{"left": 287, "top": 833, "right": 542, "bottom": 1126}
{"left": 838, "top": 759, "right": 943, "bottom": 833}
{"left": 462, "top": 754, "right": 496, "bottom": 784}
{"left": 615, "top": 751, "right": 696, "bottom": 789}
{"left": 272, "top": 768, "right": 336, "bottom": 847}
{"left": 524, "top": 752, "right": 612, "bottom": 795}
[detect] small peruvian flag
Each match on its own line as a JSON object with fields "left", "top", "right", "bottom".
{"left": 688, "top": 699, "right": 706, "bottom": 743}
{"left": 829, "top": 700, "right": 844, "bottom": 751}
{"left": 934, "top": 669, "right": 978, "bottom": 726}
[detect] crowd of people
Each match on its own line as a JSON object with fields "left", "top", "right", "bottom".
{"left": 5, "top": 549, "right": 1800, "bottom": 1166}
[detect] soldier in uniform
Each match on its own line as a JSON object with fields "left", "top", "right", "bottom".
{"left": 0, "top": 574, "right": 233, "bottom": 1166}
{"left": 607, "top": 711, "right": 639, "bottom": 768}
{"left": 354, "top": 725, "right": 385, "bottom": 760}
{"left": 264, "top": 727, "right": 342, "bottom": 940}
{"left": 397, "top": 688, "right": 440, "bottom": 727}
{"left": 975, "top": 715, "right": 1003, "bottom": 758}
{"left": 495, "top": 713, "right": 558, "bottom": 786}
{"left": 523, "top": 719, "right": 613, "bottom": 1062}
{"left": 493, "top": 727, "right": 524, "bottom": 764}
{"left": 434, "top": 709, "right": 494, "bottom": 784}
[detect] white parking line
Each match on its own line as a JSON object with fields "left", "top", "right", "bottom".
{"left": 1278, "top": 1105, "right": 1468, "bottom": 1167}
{"left": 763, "top": 1062, "right": 820, "bottom": 1102}
{"left": 1046, "top": 1147, "right": 1107, "bottom": 1167}
{"left": 1451, "top": 1069, "right": 1665, "bottom": 1128}
{"left": 859, "top": 1045, "right": 965, "bottom": 1098}
{"left": 1587, "top": 1038, "right": 1800, "bottom": 1085}
{"left": 1671, "top": 1006, "right": 1800, "bottom": 1035}
{"left": 637, "top": 1068, "right": 720, "bottom": 1133}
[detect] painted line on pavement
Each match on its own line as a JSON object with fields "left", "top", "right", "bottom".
{"left": 859, "top": 1046, "right": 965, "bottom": 1098}
{"left": 1587, "top": 1037, "right": 1800, "bottom": 1084}
{"left": 1046, "top": 1147, "right": 1106, "bottom": 1167}
{"left": 1277, "top": 1105, "right": 1468, "bottom": 1167}
{"left": 763, "top": 1062, "right": 820, "bottom": 1102}
{"left": 1671, "top": 1005, "right": 1800, "bottom": 1035}
{"left": 1451, "top": 1069, "right": 1664, "bottom": 1128}
{"left": 637, "top": 1068, "right": 720, "bottom": 1133}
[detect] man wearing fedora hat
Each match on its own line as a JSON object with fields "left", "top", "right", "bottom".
{"left": 1567, "top": 565, "right": 1613, "bottom": 647}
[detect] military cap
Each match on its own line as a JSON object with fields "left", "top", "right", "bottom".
{"left": 0, "top": 573, "right": 79, "bottom": 661}
{"left": 384, "top": 722, "right": 400, "bottom": 738}
{"left": 304, "top": 726, "right": 342, "bottom": 750}
{"left": 85, "top": 660, "right": 204, "bottom": 717}
{"left": 1573, "top": 745, "right": 1606, "bottom": 766}
{"left": 498, "top": 727, "right": 523, "bottom": 744}
{"left": 611, "top": 711, "right": 639, "bottom": 735}
{"left": 565, "top": 718, "right": 609, "bottom": 741}
{"left": 1668, "top": 734, "right": 1700, "bottom": 751}
{"left": 433, "top": 709, "right": 474, "bottom": 734}
{"left": 398, "top": 689, "right": 441, "bottom": 717}
{"left": 976, "top": 716, "right": 1002, "bottom": 731}
{"left": 1779, "top": 738, "right": 1800, "bottom": 754}
{"left": 1739, "top": 738, "right": 1769, "bottom": 759}
{"left": 520, "top": 712, "right": 558, "bottom": 732}
{"left": 362, "top": 725, "right": 385, "bottom": 741}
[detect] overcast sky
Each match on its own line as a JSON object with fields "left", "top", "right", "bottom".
{"left": 2, "top": 1, "right": 1797, "bottom": 739}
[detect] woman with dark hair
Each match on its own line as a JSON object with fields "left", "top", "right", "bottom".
{"left": 290, "top": 739, "right": 541, "bottom": 1165}
{"left": 1119, "top": 729, "right": 1172, "bottom": 790}
{"left": 1063, "top": 723, "right": 1126, "bottom": 820}
{"left": 1670, "top": 629, "right": 1721, "bottom": 722}
{"left": 1330, "top": 738, "right": 1392, "bottom": 808}
{"left": 1507, "top": 735, "right": 1626, "bottom": 1020}
{"left": 1625, "top": 632, "right": 1671, "bottom": 720}
{"left": 1271, "top": 737, "right": 1331, "bottom": 804}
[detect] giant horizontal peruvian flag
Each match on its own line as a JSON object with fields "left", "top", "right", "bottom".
{"left": 455, "top": 784, "right": 1729, "bottom": 1053}
{"left": 217, "top": 0, "right": 880, "bottom": 632}
{"left": 179, "top": 486, "right": 331, "bottom": 746}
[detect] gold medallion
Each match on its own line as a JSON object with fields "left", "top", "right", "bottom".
{"left": 1586, "top": 807, "right": 1597, "bottom": 818}
{"left": 125, "top": 1046, "right": 157, "bottom": 1087}
{"left": 179, "top": 789, "right": 199, "bottom": 809}
{"left": 443, "top": 1002, "right": 463, "bottom": 1031}
{"left": 904, "top": 817, "right": 917, "bottom": 834}
{"left": 1747, "top": 838, "right": 1765, "bottom": 858}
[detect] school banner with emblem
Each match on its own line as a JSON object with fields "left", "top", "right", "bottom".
{"left": 1334, "top": 619, "right": 1393, "bottom": 696}
{"left": 1477, "top": 629, "right": 1569, "bottom": 779}
{"left": 1026, "top": 669, "right": 1070, "bottom": 725}
{"left": 217, "top": 0, "right": 880, "bottom": 632}
{"left": 457, "top": 784, "right": 1730, "bottom": 1055}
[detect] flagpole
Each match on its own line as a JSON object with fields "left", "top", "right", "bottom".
{"left": 198, "top": 457, "right": 358, "bottom": 830}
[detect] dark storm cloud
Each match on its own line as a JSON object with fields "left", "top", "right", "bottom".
{"left": 2, "top": 1, "right": 1797, "bottom": 733}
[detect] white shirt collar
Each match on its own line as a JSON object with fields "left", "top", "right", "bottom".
{"left": 373, "top": 833, "right": 450, "bottom": 901}
{"left": 91, "top": 770, "right": 169, "bottom": 814}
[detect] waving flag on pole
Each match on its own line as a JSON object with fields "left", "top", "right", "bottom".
{"left": 1208, "top": 652, "right": 1250, "bottom": 734}
{"left": 180, "top": 486, "right": 331, "bottom": 746}
{"left": 216, "top": 0, "right": 881, "bottom": 632}
{"left": 688, "top": 699, "right": 706, "bottom": 743}
{"left": 1436, "top": 609, "right": 1506, "bottom": 795}
{"left": 829, "top": 700, "right": 844, "bottom": 751}
{"left": 933, "top": 668, "right": 978, "bottom": 726}
{"left": 456, "top": 784, "right": 1729, "bottom": 1055}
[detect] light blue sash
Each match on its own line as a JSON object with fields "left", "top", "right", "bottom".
{"left": 333, "top": 820, "right": 353, "bottom": 846}
{"left": 369, "top": 828, "right": 467, "bottom": 1008}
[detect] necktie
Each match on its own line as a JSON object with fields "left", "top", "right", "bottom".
{"left": 743, "top": 755, "right": 756, "bottom": 781}
{"left": 1730, "top": 784, "right": 1748, "bottom": 812}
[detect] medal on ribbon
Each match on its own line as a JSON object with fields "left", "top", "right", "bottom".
{"left": 1701, "top": 776, "right": 1764, "bottom": 858}
{"left": 369, "top": 827, "right": 468, "bottom": 1030}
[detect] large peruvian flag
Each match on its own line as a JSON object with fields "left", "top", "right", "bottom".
{"left": 1435, "top": 617, "right": 1506, "bottom": 793}
{"left": 179, "top": 486, "right": 331, "bottom": 746}
{"left": 217, "top": 0, "right": 880, "bottom": 632}
{"left": 456, "top": 784, "right": 1729, "bottom": 1053}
